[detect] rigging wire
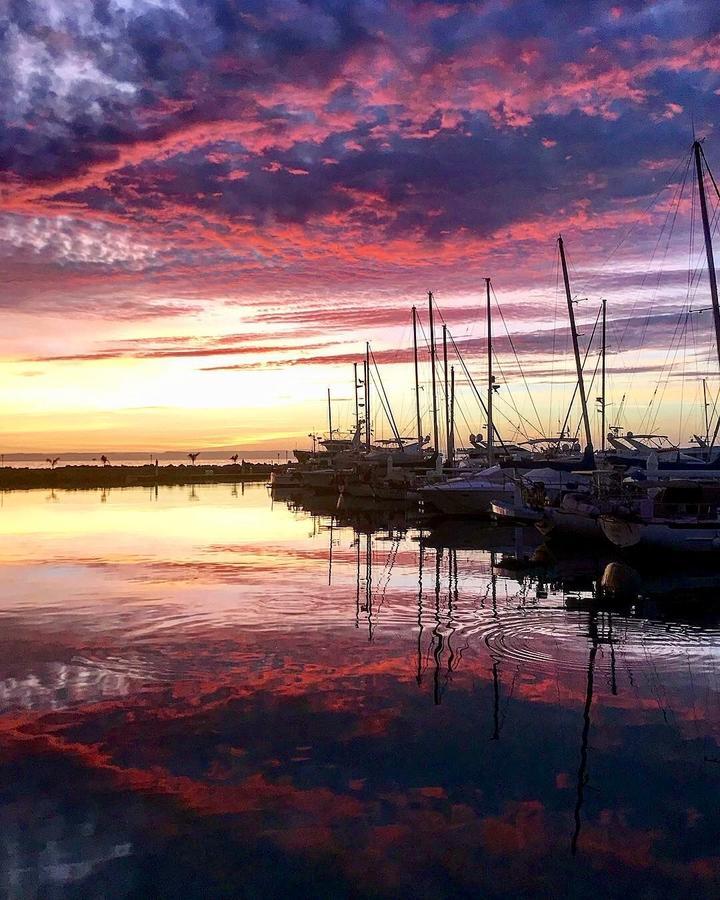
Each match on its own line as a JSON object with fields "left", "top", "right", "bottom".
{"left": 370, "top": 352, "right": 402, "bottom": 444}
{"left": 490, "top": 283, "right": 545, "bottom": 435}
{"left": 572, "top": 339, "right": 603, "bottom": 443}
{"left": 431, "top": 297, "right": 536, "bottom": 445}
{"left": 557, "top": 305, "right": 602, "bottom": 443}
{"left": 641, "top": 145, "right": 720, "bottom": 438}
{"left": 368, "top": 360, "right": 399, "bottom": 445}
{"left": 621, "top": 153, "right": 692, "bottom": 362}
{"left": 549, "top": 250, "right": 560, "bottom": 436}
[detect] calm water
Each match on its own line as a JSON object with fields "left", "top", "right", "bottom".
{"left": 1, "top": 483, "right": 719, "bottom": 898}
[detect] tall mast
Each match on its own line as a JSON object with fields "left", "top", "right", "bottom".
{"left": 354, "top": 363, "right": 359, "bottom": 435}
{"left": 601, "top": 298, "right": 607, "bottom": 453}
{"left": 364, "top": 343, "right": 371, "bottom": 450}
{"left": 449, "top": 365, "right": 455, "bottom": 465}
{"left": 327, "top": 388, "right": 333, "bottom": 439}
{"left": 428, "top": 291, "right": 439, "bottom": 452}
{"left": 693, "top": 140, "right": 720, "bottom": 376}
{"left": 704, "top": 378, "right": 710, "bottom": 446}
{"left": 486, "top": 277, "right": 494, "bottom": 465}
{"left": 443, "top": 324, "right": 450, "bottom": 461}
{"left": 558, "top": 235, "right": 593, "bottom": 457}
{"left": 412, "top": 306, "right": 423, "bottom": 447}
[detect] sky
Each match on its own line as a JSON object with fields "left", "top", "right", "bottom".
{"left": 1, "top": 0, "right": 720, "bottom": 453}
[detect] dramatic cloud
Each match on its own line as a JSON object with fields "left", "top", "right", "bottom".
{"left": 1, "top": 0, "right": 720, "bottom": 447}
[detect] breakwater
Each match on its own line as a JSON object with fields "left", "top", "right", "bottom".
{"left": 0, "top": 462, "right": 287, "bottom": 491}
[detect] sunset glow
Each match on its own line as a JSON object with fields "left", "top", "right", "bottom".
{"left": 2, "top": 1, "right": 720, "bottom": 451}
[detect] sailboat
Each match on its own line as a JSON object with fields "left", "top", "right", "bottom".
{"left": 420, "top": 464, "right": 516, "bottom": 515}
{"left": 599, "top": 139, "right": 720, "bottom": 550}
{"left": 600, "top": 480, "right": 720, "bottom": 551}
{"left": 420, "top": 278, "right": 515, "bottom": 514}
{"left": 604, "top": 430, "right": 720, "bottom": 474}
{"left": 490, "top": 235, "right": 597, "bottom": 526}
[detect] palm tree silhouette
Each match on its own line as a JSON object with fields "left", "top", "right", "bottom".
{"left": 188, "top": 452, "right": 199, "bottom": 466}
{"left": 46, "top": 457, "right": 60, "bottom": 469}
{"left": 230, "top": 454, "right": 239, "bottom": 464}
{"left": 100, "top": 455, "right": 110, "bottom": 466}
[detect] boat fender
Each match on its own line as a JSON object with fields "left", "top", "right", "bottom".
{"left": 601, "top": 562, "right": 641, "bottom": 601}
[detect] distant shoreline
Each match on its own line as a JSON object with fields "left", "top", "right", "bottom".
{"left": 0, "top": 451, "right": 293, "bottom": 463}
{"left": 0, "top": 462, "right": 288, "bottom": 491}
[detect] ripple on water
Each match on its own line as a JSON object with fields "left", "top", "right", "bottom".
{"left": 472, "top": 608, "right": 720, "bottom": 677}
{"left": 132, "top": 584, "right": 720, "bottom": 683}
{"left": 0, "top": 653, "right": 168, "bottom": 713}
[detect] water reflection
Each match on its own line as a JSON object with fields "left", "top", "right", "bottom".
{"left": 0, "top": 483, "right": 718, "bottom": 896}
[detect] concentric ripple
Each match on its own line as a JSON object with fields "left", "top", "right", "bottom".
{"left": 469, "top": 608, "right": 720, "bottom": 676}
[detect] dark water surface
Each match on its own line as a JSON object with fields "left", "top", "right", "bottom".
{"left": 1, "top": 483, "right": 719, "bottom": 898}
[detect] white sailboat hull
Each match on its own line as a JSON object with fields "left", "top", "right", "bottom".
{"left": 490, "top": 498, "right": 544, "bottom": 523}
{"left": 600, "top": 516, "right": 720, "bottom": 552}
{"left": 539, "top": 508, "right": 603, "bottom": 539}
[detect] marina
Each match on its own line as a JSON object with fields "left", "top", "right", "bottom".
{"left": 3, "top": 0, "right": 720, "bottom": 892}
{"left": 3, "top": 135, "right": 720, "bottom": 897}
{"left": 273, "top": 140, "right": 720, "bottom": 559}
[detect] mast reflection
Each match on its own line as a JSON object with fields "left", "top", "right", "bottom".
{"left": 571, "top": 608, "right": 621, "bottom": 855}
{"left": 279, "top": 488, "right": 720, "bottom": 844}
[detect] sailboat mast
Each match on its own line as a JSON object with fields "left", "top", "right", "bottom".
{"left": 428, "top": 291, "right": 439, "bottom": 452}
{"left": 694, "top": 141, "right": 720, "bottom": 375}
{"left": 558, "top": 235, "right": 594, "bottom": 456}
{"left": 354, "top": 363, "right": 359, "bottom": 435}
{"left": 365, "top": 343, "right": 371, "bottom": 451}
{"left": 601, "top": 298, "right": 607, "bottom": 453}
{"left": 704, "top": 378, "right": 710, "bottom": 446}
{"left": 486, "top": 277, "right": 494, "bottom": 465}
{"left": 443, "top": 324, "right": 450, "bottom": 461}
{"left": 450, "top": 365, "right": 455, "bottom": 465}
{"left": 327, "top": 388, "right": 333, "bottom": 439}
{"left": 412, "top": 306, "right": 423, "bottom": 447}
